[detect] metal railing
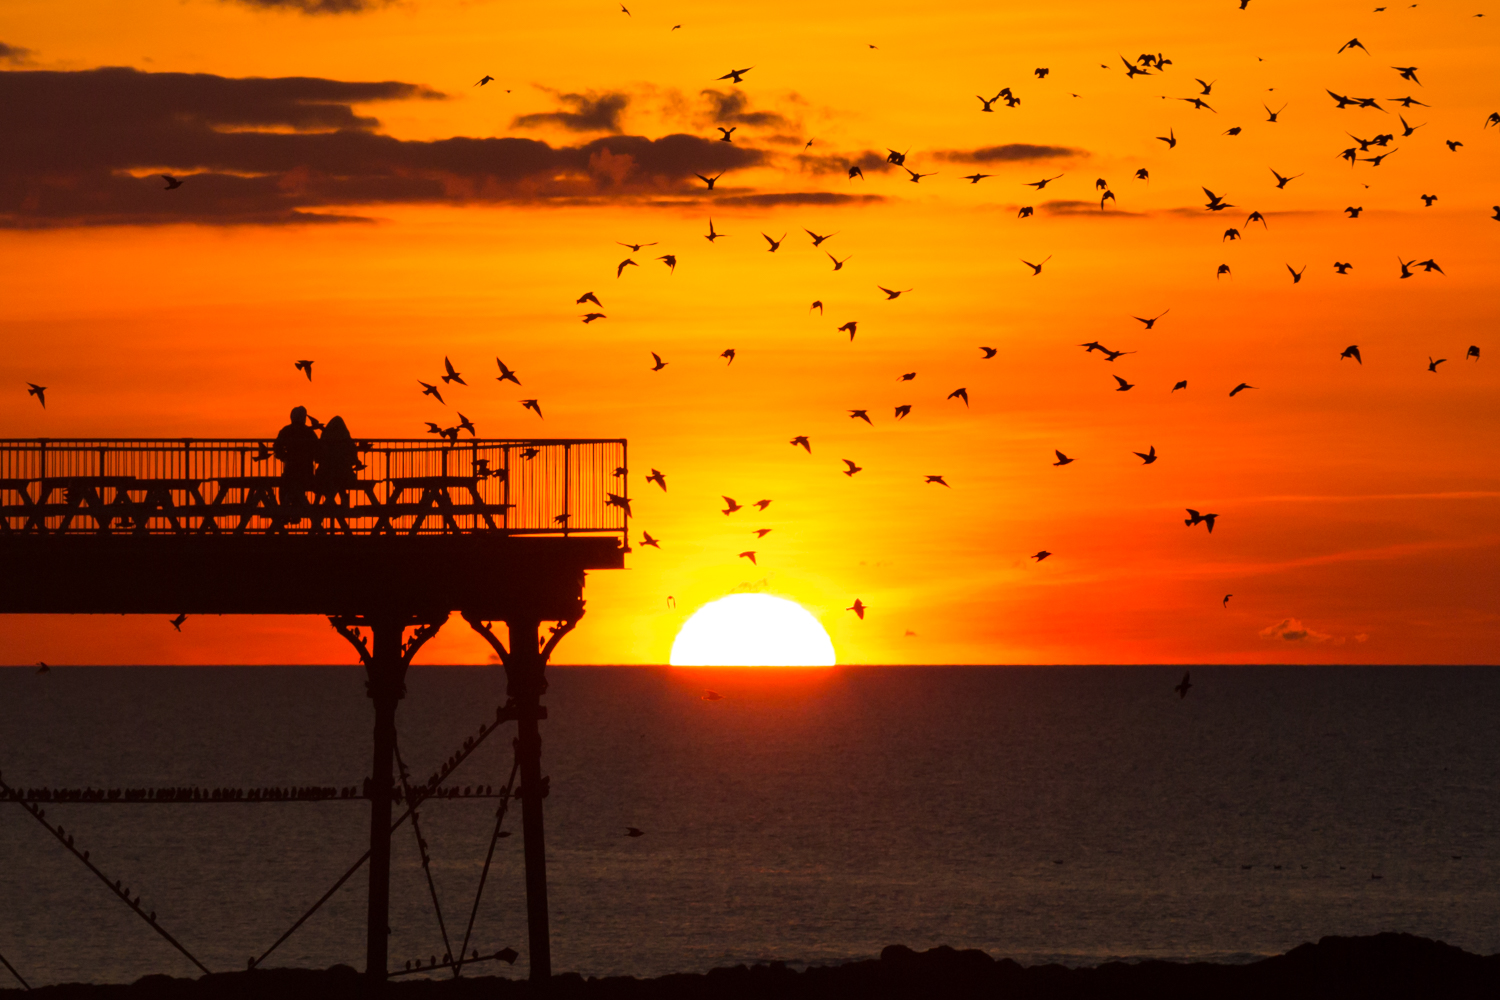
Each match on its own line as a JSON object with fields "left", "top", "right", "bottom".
{"left": 0, "top": 439, "right": 628, "bottom": 537}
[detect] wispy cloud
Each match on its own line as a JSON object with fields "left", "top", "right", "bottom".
{"left": 225, "top": 0, "right": 390, "bottom": 13}
{"left": 1259, "top": 617, "right": 1333, "bottom": 642}
{"left": 0, "top": 42, "right": 34, "bottom": 65}
{"left": 512, "top": 90, "right": 631, "bottom": 133}
{"left": 934, "top": 143, "right": 1083, "bottom": 163}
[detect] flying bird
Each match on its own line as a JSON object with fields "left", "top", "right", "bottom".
{"left": 1174, "top": 672, "right": 1192, "bottom": 698}
{"left": 616, "top": 258, "right": 637, "bottom": 277}
{"left": 419, "top": 381, "right": 445, "bottom": 404}
{"left": 1428, "top": 356, "right": 1445, "bottom": 372}
{"left": 577, "top": 291, "right": 602, "bottom": 306}
{"left": 722, "top": 496, "right": 743, "bottom": 514}
{"left": 1179, "top": 96, "right": 1215, "bottom": 112}
{"left": 1021, "top": 256, "right": 1051, "bottom": 275}
{"left": 838, "top": 321, "right": 858, "bottom": 340}
{"left": 646, "top": 469, "right": 666, "bottom": 491}
{"left": 1419, "top": 193, "right": 1436, "bottom": 206}
{"left": 752, "top": 528, "right": 772, "bottom": 538}
{"left": 640, "top": 532, "right": 661, "bottom": 548}
{"left": 160, "top": 174, "right": 184, "bottom": 190}
{"left": 1134, "top": 445, "right": 1158, "bottom": 465}
{"left": 1341, "top": 345, "right": 1362, "bottom": 364}
{"left": 1172, "top": 380, "right": 1187, "bottom": 391}
{"left": 904, "top": 167, "right": 936, "bottom": 183}
{"left": 752, "top": 499, "right": 772, "bottom": 511}
{"left": 1334, "top": 261, "right": 1353, "bottom": 274}
{"left": 1270, "top": 168, "right": 1302, "bottom": 189}
{"left": 1157, "top": 128, "right": 1177, "bottom": 149}
{"left": 1337, "top": 38, "right": 1369, "bottom": 54}
{"left": 1345, "top": 206, "right": 1363, "bottom": 218}
{"left": 1229, "top": 383, "right": 1255, "bottom": 396}
{"left": 805, "top": 228, "right": 836, "bottom": 246}
{"left": 847, "top": 599, "right": 866, "bottom": 619}
{"left": 292, "top": 359, "right": 313, "bottom": 381}
{"left": 828, "top": 253, "right": 851, "bottom": 271}
{"left": 894, "top": 404, "right": 911, "bottom": 419}
{"left": 1446, "top": 140, "right": 1463, "bottom": 151}
{"left": 1017, "top": 206, "right": 1034, "bottom": 218}
{"left": 1392, "top": 65, "right": 1421, "bottom": 85}
{"left": 963, "top": 173, "right": 993, "bottom": 183}
{"left": 762, "top": 232, "right": 786, "bottom": 252}
{"left": 441, "top": 357, "right": 466, "bottom": 385}
{"left": 1133, "top": 310, "right": 1169, "bottom": 329}
{"left": 625, "top": 827, "right": 645, "bottom": 837}
{"left": 980, "top": 346, "right": 997, "bottom": 358}
{"left": 650, "top": 352, "right": 668, "bottom": 371}
{"left": 810, "top": 300, "right": 823, "bottom": 314}
{"left": 1032, "top": 550, "right": 1051, "bottom": 561}
{"left": 1203, "top": 188, "right": 1232, "bottom": 211}
{"left": 842, "top": 459, "right": 863, "bottom": 477}
{"left": 1287, "top": 264, "right": 1306, "bottom": 283}
{"left": 695, "top": 172, "right": 722, "bottom": 189}
{"left": 1216, "top": 264, "right": 1232, "bottom": 279}
{"left": 978, "top": 93, "right": 1001, "bottom": 112}
{"left": 878, "top": 286, "right": 912, "bottom": 300}
{"left": 1026, "top": 174, "right": 1064, "bottom": 190}
{"left": 948, "top": 387, "right": 969, "bottom": 406}
{"left": 1223, "top": 126, "right": 1242, "bottom": 135}
{"left": 582, "top": 312, "right": 607, "bottom": 323}
{"left": 1246, "top": 211, "right": 1267, "bottom": 228}
{"left": 716, "top": 67, "right": 754, "bottom": 83}
{"left": 721, "top": 349, "right": 736, "bottom": 364}
{"left": 169, "top": 613, "right": 187, "bottom": 632}
{"left": 1035, "top": 68, "right": 1049, "bottom": 78}
{"left": 849, "top": 409, "right": 872, "bottom": 424}
{"left": 1417, "top": 258, "right": 1444, "bottom": 274}
{"left": 717, "top": 127, "right": 736, "bottom": 142}
{"left": 1114, "top": 375, "right": 1135, "bottom": 391}
{"left": 1265, "top": 103, "right": 1287, "bottom": 122}
{"left": 738, "top": 551, "right": 757, "bottom": 565}
{"left": 495, "top": 359, "right": 521, "bottom": 385}
{"left": 1223, "top": 594, "right": 1232, "bottom": 608}
{"left": 925, "top": 475, "right": 950, "bottom": 487}
{"left": 1184, "top": 509, "right": 1218, "bottom": 533}
{"left": 1466, "top": 345, "right": 1480, "bottom": 362}
{"left": 704, "top": 219, "right": 725, "bottom": 242}
{"left": 456, "top": 413, "right": 476, "bottom": 436}
{"left": 790, "top": 436, "right": 811, "bottom": 453}
{"left": 848, "top": 165, "right": 864, "bottom": 179}
{"left": 897, "top": 372, "right": 916, "bottom": 382}
{"left": 617, "top": 241, "right": 657, "bottom": 252}
{"left": 521, "top": 399, "right": 543, "bottom": 417}
{"left": 1053, "top": 450, "right": 1075, "bottom": 466}
{"left": 27, "top": 383, "right": 47, "bottom": 407}
{"left": 658, "top": 254, "right": 677, "bottom": 273}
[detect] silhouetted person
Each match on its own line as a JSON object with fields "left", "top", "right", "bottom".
{"left": 315, "top": 415, "right": 360, "bottom": 503}
{"left": 274, "top": 406, "right": 320, "bottom": 510}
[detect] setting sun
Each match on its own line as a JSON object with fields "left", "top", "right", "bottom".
{"left": 669, "top": 594, "right": 836, "bottom": 666}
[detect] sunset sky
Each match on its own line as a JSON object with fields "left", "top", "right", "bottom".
{"left": 2, "top": 0, "right": 1497, "bottom": 666}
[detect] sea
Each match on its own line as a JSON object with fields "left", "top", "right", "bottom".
{"left": 1, "top": 665, "right": 1498, "bottom": 987}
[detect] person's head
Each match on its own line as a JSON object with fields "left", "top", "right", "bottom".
{"left": 290, "top": 406, "right": 307, "bottom": 426}
{"left": 322, "top": 415, "right": 350, "bottom": 441}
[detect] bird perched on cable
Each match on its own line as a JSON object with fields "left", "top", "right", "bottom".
{"left": 842, "top": 459, "right": 863, "bottom": 477}
{"left": 1341, "top": 345, "right": 1362, "bottom": 364}
{"left": 521, "top": 399, "right": 543, "bottom": 417}
{"left": 847, "top": 599, "right": 867, "bottom": 618}
{"left": 26, "top": 383, "right": 47, "bottom": 407}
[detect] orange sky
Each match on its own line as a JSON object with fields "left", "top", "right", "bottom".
{"left": 1, "top": 0, "right": 1497, "bottom": 665}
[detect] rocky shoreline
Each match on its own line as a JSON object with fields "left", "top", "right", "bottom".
{"left": 6, "top": 933, "right": 1497, "bottom": 999}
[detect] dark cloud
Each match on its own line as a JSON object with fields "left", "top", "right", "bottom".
{"left": 228, "top": 0, "right": 390, "bottom": 12}
{"left": 700, "top": 89, "right": 791, "bottom": 128}
{"left": 934, "top": 143, "right": 1083, "bottom": 163}
{"left": 512, "top": 90, "right": 630, "bottom": 133}
{"left": 713, "top": 192, "right": 886, "bottom": 208}
{"left": 0, "top": 42, "right": 34, "bottom": 65}
{"left": 1042, "top": 199, "right": 1146, "bottom": 217}
{"left": 795, "top": 150, "right": 894, "bottom": 176}
{"left": 0, "top": 68, "right": 768, "bottom": 227}
{"left": 1259, "top": 618, "right": 1332, "bottom": 643}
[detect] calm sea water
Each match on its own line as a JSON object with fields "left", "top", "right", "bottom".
{"left": 1, "top": 665, "right": 1497, "bottom": 986}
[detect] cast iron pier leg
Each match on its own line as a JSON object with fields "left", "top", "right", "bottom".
{"left": 365, "top": 619, "right": 405, "bottom": 984}
{"left": 510, "top": 618, "right": 551, "bottom": 981}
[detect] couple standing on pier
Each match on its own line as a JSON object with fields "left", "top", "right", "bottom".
{"left": 273, "top": 405, "right": 360, "bottom": 509}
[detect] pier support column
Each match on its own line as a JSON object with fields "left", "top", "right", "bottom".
{"left": 330, "top": 613, "right": 448, "bottom": 985}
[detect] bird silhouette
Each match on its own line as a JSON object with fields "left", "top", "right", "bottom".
{"left": 650, "top": 352, "right": 668, "bottom": 371}
{"left": 1334, "top": 262, "right": 1353, "bottom": 274}
{"left": 1053, "top": 450, "right": 1075, "bottom": 466}
{"left": 842, "top": 459, "right": 863, "bottom": 477}
{"left": 1172, "top": 380, "right": 1187, "bottom": 392}
{"left": 1344, "top": 206, "right": 1363, "bottom": 219}
{"left": 582, "top": 312, "right": 607, "bottom": 323}
{"left": 1032, "top": 550, "right": 1051, "bottom": 561}
{"left": 752, "top": 499, "right": 772, "bottom": 511}
{"left": 1026, "top": 174, "right": 1064, "bottom": 189}
{"left": 1134, "top": 445, "right": 1158, "bottom": 464}
{"left": 1265, "top": 103, "right": 1287, "bottom": 122}
{"left": 1246, "top": 211, "right": 1267, "bottom": 228}
{"left": 904, "top": 167, "right": 936, "bottom": 183}
{"left": 646, "top": 469, "right": 666, "bottom": 491}
{"left": 161, "top": 174, "right": 184, "bottom": 190}
{"left": 521, "top": 399, "right": 543, "bottom": 417}
{"left": 1121, "top": 55, "right": 1150, "bottom": 78}
{"left": 1417, "top": 258, "right": 1444, "bottom": 274}
{"left": 419, "top": 381, "right": 445, "bottom": 404}
{"left": 1446, "top": 140, "right": 1463, "bottom": 151}
{"left": 1428, "top": 356, "right": 1445, "bottom": 372}
{"left": 738, "top": 551, "right": 757, "bottom": 565}
{"left": 1392, "top": 65, "right": 1421, "bottom": 85}
{"left": 457, "top": 413, "right": 476, "bottom": 436}
{"left": 1224, "top": 126, "right": 1242, "bottom": 135}
{"left": 1021, "top": 256, "right": 1052, "bottom": 275}
{"left": 837, "top": 321, "right": 858, "bottom": 341}
{"left": 1114, "top": 375, "right": 1135, "bottom": 391}
{"left": 1017, "top": 206, "right": 1034, "bottom": 218}
{"left": 1223, "top": 228, "right": 1241, "bottom": 241}
{"left": 1179, "top": 96, "right": 1215, "bottom": 112}
{"left": 925, "top": 475, "right": 950, "bottom": 487}
{"left": 1216, "top": 264, "right": 1232, "bottom": 278}
{"left": 980, "top": 346, "right": 998, "bottom": 358}
{"left": 36, "top": 661, "right": 49, "bottom": 674}
{"left": 879, "top": 285, "right": 912, "bottom": 300}
{"left": 886, "top": 149, "right": 909, "bottom": 166}
{"left": 849, "top": 409, "right": 872, "bottom": 424}
{"left": 1229, "top": 383, "right": 1255, "bottom": 396}
{"left": 1337, "top": 38, "right": 1369, "bottom": 54}
{"left": 1467, "top": 345, "right": 1481, "bottom": 362}
{"left": 1223, "top": 594, "right": 1232, "bottom": 608}
{"left": 658, "top": 254, "right": 677, "bottom": 273}
{"left": 625, "top": 827, "right": 645, "bottom": 837}
{"left": 495, "top": 359, "right": 521, "bottom": 385}
{"left": 977, "top": 93, "right": 1001, "bottom": 112}
{"left": 828, "top": 253, "right": 851, "bottom": 271}
{"left": 810, "top": 300, "right": 823, "bottom": 314}
{"left": 790, "top": 436, "right": 811, "bottom": 453}
{"left": 1035, "top": 67, "right": 1049, "bottom": 78}
{"left": 616, "top": 258, "right": 638, "bottom": 278}
{"left": 716, "top": 67, "right": 753, "bottom": 83}
{"left": 1133, "top": 309, "right": 1169, "bottom": 329}
{"left": 291, "top": 360, "right": 314, "bottom": 382}
{"left": 617, "top": 242, "right": 657, "bottom": 252}
{"left": 442, "top": 357, "right": 466, "bottom": 385}
{"left": 695, "top": 172, "right": 723, "bottom": 189}
{"left": 701, "top": 690, "right": 723, "bottom": 701}
{"left": 1157, "top": 128, "right": 1177, "bottom": 148}
{"left": 1203, "top": 188, "right": 1232, "bottom": 211}
{"left": 805, "top": 229, "right": 836, "bottom": 246}
{"left": 1398, "top": 257, "right": 1416, "bottom": 279}
{"left": 762, "top": 232, "right": 786, "bottom": 252}
{"left": 1287, "top": 264, "right": 1306, "bottom": 283}
{"left": 1270, "top": 168, "right": 1302, "bottom": 189}
{"left": 26, "top": 383, "right": 47, "bottom": 407}
{"left": 848, "top": 165, "right": 864, "bottom": 179}
{"left": 753, "top": 528, "right": 772, "bottom": 537}
{"left": 894, "top": 404, "right": 911, "bottom": 419}
{"left": 169, "top": 613, "right": 187, "bottom": 632}
{"left": 640, "top": 532, "right": 661, "bottom": 548}
{"left": 577, "top": 291, "right": 602, "bottom": 306}
{"left": 722, "top": 496, "right": 743, "bottom": 514}
{"left": 1401, "top": 116, "right": 1425, "bottom": 138}
{"left": 897, "top": 372, "right": 916, "bottom": 382}
{"left": 1174, "top": 671, "right": 1192, "bottom": 698}
{"left": 1341, "top": 345, "right": 1362, "bottom": 364}
{"left": 721, "top": 349, "right": 736, "bottom": 364}
{"left": 1419, "top": 193, "right": 1436, "bottom": 206}
{"left": 847, "top": 599, "right": 867, "bottom": 619}
{"left": 1184, "top": 509, "right": 1218, "bottom": 533}
{"left": 717, "top": 127, "right": 736, "bottom": 142}
{"left": 948, "top": 387, "right": 969, "bottom": 406}
{"left": 704, "top": 219, "right": 725, "bottom": 242}
{"left": 963, "top": 173, "right": 993, "bottom": 183}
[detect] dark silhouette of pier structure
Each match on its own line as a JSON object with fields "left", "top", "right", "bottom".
{"left": 0, "top": 437, "right": 628, "bottom": 985}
